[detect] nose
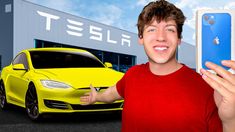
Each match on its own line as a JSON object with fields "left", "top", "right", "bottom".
{"left": 155, "top": 29, "right": 166, "bottom": 42}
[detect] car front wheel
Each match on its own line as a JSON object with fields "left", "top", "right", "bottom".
{"left": 25, "top": 83, "right": 41, "bottom": 120}
{"left": 0, "top": 81, "right": 8, "bottom": 109}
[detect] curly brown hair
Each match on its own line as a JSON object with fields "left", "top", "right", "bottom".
{"left": 137, "top": 0, "right": 186, "bottom": 39}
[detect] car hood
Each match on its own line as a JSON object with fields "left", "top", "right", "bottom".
{"left": 34, "top": 68, "right": 123, "bottom": 89}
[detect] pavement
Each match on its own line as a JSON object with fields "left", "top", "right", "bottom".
{"left": 0, "top": 105, "right": 122, "bottom": 132}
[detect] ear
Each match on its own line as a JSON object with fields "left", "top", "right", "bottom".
{"left": 138, "top": 37, "right": 144, "bottom": 45}
{"left": 177, "top": 39, "right": 181, "bottom": 46}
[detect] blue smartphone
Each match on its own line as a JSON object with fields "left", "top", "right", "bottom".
{"left": 202, "top": 13, "right": 231, "bottom": 70}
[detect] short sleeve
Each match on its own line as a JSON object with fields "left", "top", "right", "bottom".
{"left": 116, "top": 64, "right": 144, "bottom": 99}
{"left": 116, "top": 72, "right": 127, "bottom": 98}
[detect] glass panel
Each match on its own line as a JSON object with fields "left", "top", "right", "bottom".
{"left": 119, "top": 54, "right": 133, "bottom": 73}
{"left": 30, "top": 51, "right": 104, "bottom": 69}
{"left": 103, "top": 52, "right": 119, "bottom": 71}
{"left": 89, "top": 50, "right": 103, "bottom": 62}
{"left": 34, "top": 39, "right": 136, "bottom": 72}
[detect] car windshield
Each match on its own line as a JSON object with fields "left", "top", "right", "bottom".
{"left": 30, "top": 50, "right": 105, "bottom": 69}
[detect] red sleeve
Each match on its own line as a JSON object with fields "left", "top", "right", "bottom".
{"left": 116, "top": 65, "right": 135, "bottom": 98}
{"left": 116, "top": 64, "right": 142, "bottom": 99}
{"left": 116, "top": 72, "right": 126, "bottom": 98}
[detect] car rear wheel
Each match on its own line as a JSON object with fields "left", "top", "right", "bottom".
{"left": 0, "top": 81, "right": 8, "bottom": 109}
{"left": 25, "top": 83, "right": 41, "bottom": 120}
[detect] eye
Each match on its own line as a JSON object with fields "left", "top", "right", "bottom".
{"left": 166, "top": 28, "right": 176, "bottom": 33}
{"left": 148, "top": 28, "right": 155, "bottom": 32}
{"left": 146, "top": 27, "right": 157, "bottom": 32}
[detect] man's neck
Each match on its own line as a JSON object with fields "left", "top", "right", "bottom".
{"left": 148, "top": 60, "right": 183, "bottom": 76}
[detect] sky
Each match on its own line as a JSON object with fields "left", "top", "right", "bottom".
{"left": 25, "top": 0, "right": 235, "bottom": 45}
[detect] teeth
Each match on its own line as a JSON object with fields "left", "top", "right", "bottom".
{"left": 154, "top": 47, "right": 167, "bottom": 51}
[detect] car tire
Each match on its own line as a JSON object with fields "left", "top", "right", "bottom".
{"left": 25, "top": 83, "right": 41, "bottom": 121}
{"left": 0, "top": 81, "right": 8, "bottom": 110}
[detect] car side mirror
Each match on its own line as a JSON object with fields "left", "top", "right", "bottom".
{"left": 104, "top": 62, "right": 112, "bottom": 68}
{"left": 13, "top": 64, "right": 27, "bottom": 71}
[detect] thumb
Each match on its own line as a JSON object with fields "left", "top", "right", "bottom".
{"left": 90, "top": 84, "right": 97, "bottom": 92}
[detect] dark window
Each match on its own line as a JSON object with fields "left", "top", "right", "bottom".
{"left": 103, "top": 52, "right": 119, "bottom": 71}
{"left": 30, "top": 51, "right": 104, "bottom": 69}
{"left": 119, "top": 54, "right": 135, "bottom": 73}
{"left": 12, "top": 53, "right": 29, "bottom": 69}
{"left": 35, "top": 39, "right": 136, "bottom": 72}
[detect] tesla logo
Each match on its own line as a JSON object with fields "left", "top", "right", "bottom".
{"left": 95, "top": 87, "right": 100, "bottom": 92}
{"left": 37, "top": 11, "right": 60, "bottom": 31}
{"left": 37, "top": 11, "right": 131, "bottom": 47}
{"left": 67, "top": 19, "right": 84, "bottom": 37}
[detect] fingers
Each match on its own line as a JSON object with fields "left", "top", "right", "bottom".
{"left": 80, "top": 84, "right": 97, "bottom": 105}
{"left": 201, "top": 67, "right": 235, "bottom": 93}
{"left": 80, "top": 92, "right": 95, "bottom": 105}
{"left": 80, "top": 92, "right": 91, "bottom": 105}
{"left": 90, "top": 84, "right": 97, "bottom": 92}
{"left": 222, "top": 60, "right": 235, "bottom": 71}
{"left": 205, "top": 61, "right": 230, "bottom": 78}
{"left": 80, "top": 95, "right": 90, "bottom": 105}
{"left": 200, "top": 68, "right": 232, "bottom": 97}
{"left": 205, "top": 61, "right": 235, "bottom": 86}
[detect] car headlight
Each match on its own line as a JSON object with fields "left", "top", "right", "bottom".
{"left": 41, "top": 80, "right": 71, "bottom": 89}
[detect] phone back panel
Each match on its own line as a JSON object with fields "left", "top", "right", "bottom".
{"left": 202, "top": 13, "right": 231, "bottom": 70}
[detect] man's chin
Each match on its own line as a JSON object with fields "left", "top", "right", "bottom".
{"left": 155, "top": 60, "right": 168, "bottom": 64}
{"left": 149, "top": 58, "right": 168, "bottom": 64}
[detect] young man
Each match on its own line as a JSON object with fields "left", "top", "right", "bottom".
{"left": 80, "top": 0, "right": 235, "bottom": 131}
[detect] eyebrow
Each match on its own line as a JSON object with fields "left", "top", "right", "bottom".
{"left": 145, "top": 24, "right": 177, "bottom": 29}
{"left": 165, "top": 24, "right": 177, "bottom": 28}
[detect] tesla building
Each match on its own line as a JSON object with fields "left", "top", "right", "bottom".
{"left": 0, "top": 0, "right": 195, "bottom": 72}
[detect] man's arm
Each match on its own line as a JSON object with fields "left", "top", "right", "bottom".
{"left": 80, "top": 84, "right": 123, "bottom": 105}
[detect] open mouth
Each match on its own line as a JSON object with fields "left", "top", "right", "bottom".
{"left": 154, "top": 46, "right": 168, "bottom": 51}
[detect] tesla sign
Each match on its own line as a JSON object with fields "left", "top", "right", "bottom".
{"left": 37, "top": 11, "right": 131, "bottom": 47}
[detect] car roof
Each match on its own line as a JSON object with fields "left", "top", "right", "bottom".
{"left": 22, "top": 48, "right": 89, "bottom": 53}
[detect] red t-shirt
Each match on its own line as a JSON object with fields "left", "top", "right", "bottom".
{"left": 116, "top": 63, "right": 222, "bottom": 132}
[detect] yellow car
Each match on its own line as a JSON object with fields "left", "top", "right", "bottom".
{"left": 0, "top": 48, "right": 124, "bottom": 120}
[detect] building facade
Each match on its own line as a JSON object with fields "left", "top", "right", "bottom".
{"left": 0, "top": 0, "right": 196, "bottom": 72}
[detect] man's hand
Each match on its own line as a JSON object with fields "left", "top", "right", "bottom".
{"left": 200, "top": 60, "right": 235, "bottom": 132}
{"left": 80, "top": 84, "right": 98, "bottom": 105}
{"left": 80, "top": 84, "right": 122, "bottom": 105}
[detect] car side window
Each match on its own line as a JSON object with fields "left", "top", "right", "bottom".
{"left": 12, "top": 53, "right": 29, "bottom": 69}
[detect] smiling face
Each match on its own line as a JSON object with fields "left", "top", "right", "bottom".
{"left": 139, "top": 19, "right": 181, "bottom": 65}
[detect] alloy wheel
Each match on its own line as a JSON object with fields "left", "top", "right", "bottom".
{"left": 0, "top": 81, "right": 7, "bottom": 109}
{"left": 25, "top": 84, "right": 40, "bottom": 120}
